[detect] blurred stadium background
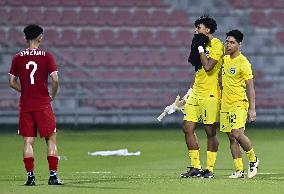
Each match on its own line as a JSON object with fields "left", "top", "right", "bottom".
{"left": 0, "top": 0, "right": 283, "bottom": 125}
{"left": 1, "top": 1, "right": 284, "bottom": 193}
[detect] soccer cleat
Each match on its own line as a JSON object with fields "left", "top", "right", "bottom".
{"left": 24, "top": 175, "right": 36, "bottom": 186}
{"left": 180, "top": 167, "right": 203, "bottom": 178}
{"left": 248, "top": 157, "right": 259, "bottom": 178}
{"left": 48, "top": 176, "right": 64, "bottom": 185}
{"left": 201, "top": 169, "right": 214, "bottom": 178}
{"left": 229, "top": 170, "right": 245, "bottom": 179}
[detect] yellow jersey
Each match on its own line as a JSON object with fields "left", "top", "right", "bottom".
{"left": 221, "top": 53, "right": 253, "bottom": 105}
{"left": 192, "top": 38, "right": 224, "bottom": 98}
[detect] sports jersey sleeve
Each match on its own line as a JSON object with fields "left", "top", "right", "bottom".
{"left": 241, "top": 60, "right": 253, "bottom": 80}
{"left": 9, "top": 56, "right": 19, "bottom": 78}
{"left": 47, "top": 53, "right": 58, "bottom": 75}
{"left": 209, "top": 41, "right": 223, "bottom": 62}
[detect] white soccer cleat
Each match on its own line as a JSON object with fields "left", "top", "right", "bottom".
{"left": 247, "top": 157, "right": 259, "bottom": 178}
{"left": 229, "top": 170, "right": 245, "bottom": 179}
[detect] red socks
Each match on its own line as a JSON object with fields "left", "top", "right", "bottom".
{"left": 47, "top": 156, "right": 58, "bottom": 171}
{"left": 23, "top": 157, "right": 34, "bottom": 172}
{"left": 24, "top": 156, "right": 58, "bottom": 173}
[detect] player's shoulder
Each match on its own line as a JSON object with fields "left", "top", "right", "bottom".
{"left": 44, "top": 50, "right": 56, "bottom": 60}
{"left": 239, "top": 53, "right": 251, "bottom": 65}
{"left": 42, "top": 49, "right": 52, "bottom": 55}
{"left": 11, "top": 50, "right": 25, "bottom": 64}
{"left": 35, "top": 49, "right": 54, "bottom": 60}
{"left": 13, "top": 50, "right": 24, "bottom": 59}
{"left": 211, "top": 38, "right": 223, "bottom": 47}
{"left": 210, "top": 38, "right": 224, "bottom": 53}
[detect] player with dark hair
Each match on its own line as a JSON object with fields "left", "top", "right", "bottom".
{"left": 221, "top": 29, "right": 259, "bottom": 178}
{"left": 180, "top": 16, "right": 224, "bottom": 178}
{"left": 9, "top": 24, "right": 63, "bottom": 186}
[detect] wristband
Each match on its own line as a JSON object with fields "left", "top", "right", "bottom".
{"left": 198, "top": 46, "right": 204, "bottom": 53}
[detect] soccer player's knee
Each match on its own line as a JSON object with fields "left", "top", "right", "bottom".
{"left": 204, "top": 125, "right": 216, "bottom": 138}
{"left": 182, "top": 123, "right": 194, "bottom": 134}
{"left": 182, "top": 124, "right": 188, "bottom": 134}
{"left": 231, "top": 130, "right": 242, "bottom": 140}
{"left": 227, "top": 133, "right": 236, "bottom": 142}
{"left": 46, "top": 132, "right": 56, "bottom": 141}
{"left": 24, "top": 137, "right": 35, "bottom": 145}
{"left": 206, "top": 130, "right": 216, "bottom": 138}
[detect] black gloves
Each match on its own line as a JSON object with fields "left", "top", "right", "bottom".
{"left": 188, "top": 33, "right": 209, "bottom": 71}
{"left": 194, "top": 33, "right": 209, "bottom": 47}
{"left": 188, "top": 43, "right": 201, "bottom": 71}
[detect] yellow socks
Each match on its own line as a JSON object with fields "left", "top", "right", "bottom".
{"left": 206, "top": 151, "right": 217, "bottom": 172}
{"left": 188, "top": 150, "right": 201, "bottom": 169}
{"left": 233, "top": 158, "right": 244, "bottom": 171}
{"left": 188, "top": 150, "right": 218, "bottom": 172}
{"left": 245, "top": 148, "right": 257, "bottom": 163}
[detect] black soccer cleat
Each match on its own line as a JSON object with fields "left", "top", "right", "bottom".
{"left": 24, "top": 175, "right": 36, "bottom": 186}
{"left": 180, "top": 167, "right": 203, "bottom": 178}
{"left": 48, "top": 175, "right": 64, "bottom": 185}
{"left": 201, "top": 169, "right": 214, "bottom": 178}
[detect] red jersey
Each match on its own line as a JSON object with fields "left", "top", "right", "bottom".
{"left": 9, "top": 48, "right": 58, "bottom": 112}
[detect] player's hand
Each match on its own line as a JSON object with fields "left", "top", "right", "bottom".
{"left": 157, "top": 95, "right": 187, "bottom": 122}
{"left": 188, "top": 43, "right": 202, "bottom": 70}
{"left": 174, "top": 96, "right": 185, "bottom": 110}
{"left": 175, "top": 99, "right": 185, "bottom": 110}
{"left": 50, "top": 95, "right": 54, "bottom": 101}
{"left": 247, "top": 108, "right": 256, "bottom": 122}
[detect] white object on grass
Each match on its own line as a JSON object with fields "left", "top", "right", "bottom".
{"left": 88, "top": 149, "right": 141, "bottom": 156}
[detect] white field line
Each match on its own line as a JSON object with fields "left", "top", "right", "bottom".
{"left": 257, "top": 172, "right": 279, "bottom": 175}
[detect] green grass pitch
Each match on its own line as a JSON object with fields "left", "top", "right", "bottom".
{"left": 1, "top": 126, "right": 284, "bottom": 194}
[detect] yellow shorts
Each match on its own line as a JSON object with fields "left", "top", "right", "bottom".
{"left": 220, "top": 101, "right": 248, "bottom": 133}
{"left": 183, "top": 93, "right": 220, "bottom": 124}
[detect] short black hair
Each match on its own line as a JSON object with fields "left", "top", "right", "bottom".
{"left": 226, "top": 29, "right": 244, "bottom": 43}
{"left": 194, "top": 15, "right": 217, "bottom": 34}
{"left": 23, "top": 24, "right": 43, "bottom": 40}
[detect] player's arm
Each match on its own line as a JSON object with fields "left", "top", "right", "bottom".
{"left": 9, "top": 74, "right": 21, "bottom": 92}
{"left": 50, "top": 72, "right": 59, "bottom": 101}
{"left": 246, "top": 78, "right": 256, "bottom": 122}
{"left": 198, "top": 46, "right": 218, "bottom": 72}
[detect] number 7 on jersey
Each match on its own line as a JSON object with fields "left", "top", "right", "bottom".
{"left": 26, "top": 61, "right": 37, "bottom": 84}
